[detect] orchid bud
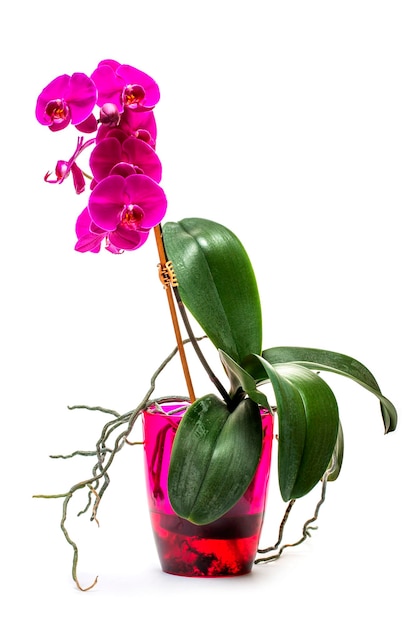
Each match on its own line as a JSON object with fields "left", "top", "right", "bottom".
{"left": 99, "top": 103, "right": 120, "bottom": 126}
{"left": 55, "top": 160, "right": 69, "bottom": 180}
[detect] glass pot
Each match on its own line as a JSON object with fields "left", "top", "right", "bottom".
{"left": 142, "top": 401, "right": 274, "bottom": 577}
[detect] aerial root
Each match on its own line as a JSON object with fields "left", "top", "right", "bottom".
{"left": 255, "top": 457, "right": 335, "bottom": 564}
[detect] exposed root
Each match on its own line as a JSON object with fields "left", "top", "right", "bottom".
{"left": 256, "top": 499, "right": 296, "bottom": 555}
{"left": 76, "top": 577, "right": 99, "bottom": 592}
{"left": 32, "top": 340, "right": 202, "bottom": 590}
{"left": 255, "top": 456, "right": 336, "bottom": 564}
{"left": 88, "top": 484, "right": 101, "bottom": 527}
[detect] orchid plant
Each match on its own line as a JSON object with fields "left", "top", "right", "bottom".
{"left": 35, "top": 59, "right": 398, "bottom": 590}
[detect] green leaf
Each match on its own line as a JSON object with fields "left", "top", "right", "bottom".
{"left": 255, "top": 356, "right": 340, "bottom": 501}
{"left": 260, "top": 346, "right": 397, "bottom": 433}
{"left": 219, "top": 349, "right": 271, "bottom": 410}
{"left": 163, "top": 218, "right": 262, "bottom": 365}
{"left": 168, "top": 394, "right": 263, "bottom": 524}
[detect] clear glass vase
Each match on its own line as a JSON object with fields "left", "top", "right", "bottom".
{"left": 142, "top": 401, "right": 274, "bottom": 577}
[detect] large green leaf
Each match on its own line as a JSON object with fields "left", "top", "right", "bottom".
{"left": 258, "top": 346, "right": 397, "bottom": 433}
{"left": 168, "top": 394, "right": 263, "bottom": 524}
{"left": 255, "top": 356, "right": 340, "bottom": 501}
{"left": 163, "top": 218, "right": 262, "bottom": 365}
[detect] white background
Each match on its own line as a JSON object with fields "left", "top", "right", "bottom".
{"left": 1, "top": 1, "right": 415, "bottom": 624}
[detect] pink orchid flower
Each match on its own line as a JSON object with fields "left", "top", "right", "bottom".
{"left": 91, "top": 59, "right": 160, "bottom": 113}
{"left": 87, "top": 174, "right": 167, "bottom": 251}
{"left": 90, "top": 133, "right": 162, "bottom": 184}
{"left": 36, "top": 73, "right": 97, "bottom": 133}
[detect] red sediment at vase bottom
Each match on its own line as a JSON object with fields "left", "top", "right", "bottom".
{"left": 142, "top": 403, "right": 274, "bottom": 577}
{"left": 150, "top": 511, "right": 264, "bottom": 577}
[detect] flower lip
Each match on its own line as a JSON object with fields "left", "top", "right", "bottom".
{"left": 122, "top": 84, "right": 146, "bottom": 110}
{"left": 120, "top": 205, "right": 145, "bottom": 230}
{"left": 45, "top": 99, "right": 70, "bottom": 125}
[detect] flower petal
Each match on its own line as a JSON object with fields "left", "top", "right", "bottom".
{"left": 71, "top": 162, "right": 86, "bottom": 194}
{"left": 88, "top": 175, "right": 126, "bottom": 230}
{"left": 90, "top": 137, "right": 123, "bottom": 182}
{"left": 109, "top": 226, "right": 149, "bottom": 250}
{"left": 116, "top": 65, "right": 160, "bottom": 108}
{"left": 75, "top": 208, "right": 104, "bottom": 253}
{"left": 124, "top": 175, "right": 167, "bottom": 228}
{"left": 75, "top": 113, "right": 98, "bottom": 134}
{"left": 91, "top": 63, "right": 124, "bottom": 111}
{"left": 35, "top": 74, "right": 70, "bottom": 126}
{"left": 64, "top": 73, "right": 97, "bottom": 124}
{"left": 122, "top": 110, "right": 157, "bottom": 146}
{"left": 122, "top": 137, "right": 162, "bottom": 182}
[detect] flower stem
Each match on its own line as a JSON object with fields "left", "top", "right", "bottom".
{"left": 153, "top": 226, "right": 196, "bottom": 402}
{"left": 155, "top": 224, "right": 233, "bottom": 409}
{"left": 171, "top": 286, "right": 233, "bottom": 408}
